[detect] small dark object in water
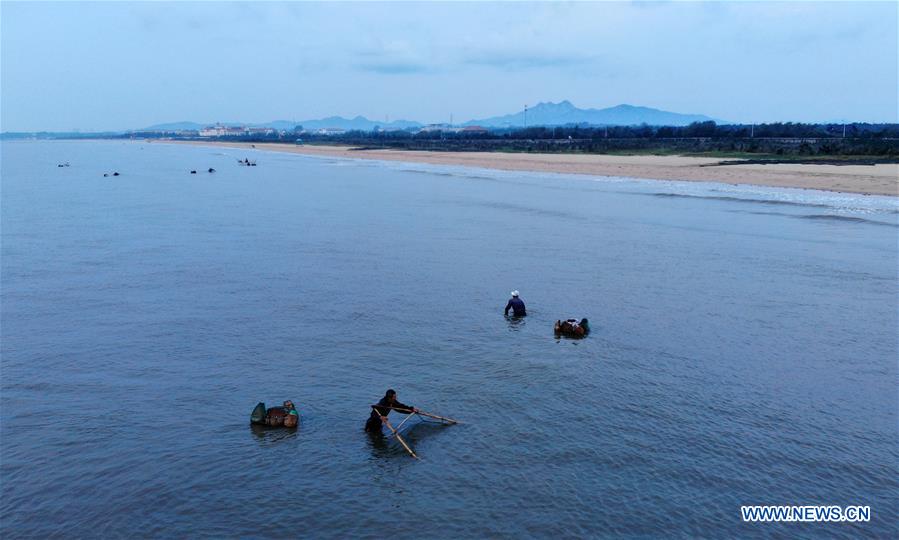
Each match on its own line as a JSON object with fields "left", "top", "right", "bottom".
{"left": 554, "top": 318, "right": 590, "bottom": 338}
{"left": 208, "top": 168, "right": 215, "bottom": 173}
{"left": 103, "top": 173, "right": 109, "bottom": 177}
{"left": 250, "top": 401, "right": 299, "bottom": 428}
{"left": 57, "top": 162, "right": 70, "bottom": 168}
{"left": 190, "top": 170, "right": 197, "bottom": 174}
{"left": 112, "top": 172, "right": 120, "bottom": 176}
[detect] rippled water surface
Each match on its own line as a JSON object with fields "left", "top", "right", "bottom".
{"left": 2, "top": 141, "right": 897, "bottom": 538}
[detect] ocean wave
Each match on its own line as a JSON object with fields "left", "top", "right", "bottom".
{"left": 651, "top": 192, "right": 899, "bottom": 214}
{"left": 302, "top": 151, "right": 899, "bottom": 214}
{"left": 797, "top": 214, "right": 899, "bottom": 227}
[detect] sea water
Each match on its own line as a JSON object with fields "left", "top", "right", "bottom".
{"left": 2, "top": 140, "right": 897, "bottom": 538}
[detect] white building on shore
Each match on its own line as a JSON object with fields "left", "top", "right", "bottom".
{"left": 199, "top": 124, "right": 249, "bottom": 137}
{"left": 316, "top": 128, "right": 347, "bottom": 136}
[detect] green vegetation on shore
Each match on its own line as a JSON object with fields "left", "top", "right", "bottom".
{"left": 307, "top": 122, "right": 899, "bottom": 159}
{"left": 7, "top": 121, "right": 899, "bottom": 161}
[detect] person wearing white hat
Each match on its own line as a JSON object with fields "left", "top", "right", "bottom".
{"left": 504, "top": 290, "right": 527, "bottom": 317}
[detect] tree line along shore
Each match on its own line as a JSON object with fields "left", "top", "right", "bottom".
{"left": 6, "top": 121, "right": 899, "bottom": 163}
{"left": 303, "top": 122, "right": 899, "bottom": 161}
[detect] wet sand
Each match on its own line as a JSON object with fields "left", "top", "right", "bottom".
{"left": 166, "top": 141, "right": 898, "bottom": 196}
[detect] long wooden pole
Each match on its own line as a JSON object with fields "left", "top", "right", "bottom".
{"left": 415, "top": 410, "right": 460, "bottom": 424}
{"left": 372, "top": 404, "right": 414, "bottom": 414}
{"left": 381, "top": 416, "right": 419, "bottom": 459}
{"left": 371, "top": 405, "right": 421, "bottom": 459}
{"left": 373, "top": 405, "right": 461, "bottom": 424}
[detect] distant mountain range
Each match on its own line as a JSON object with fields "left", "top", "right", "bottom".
{"left": 140, "top": 101, "right": 721, "bottom": 132}
{"left": 465, "top": 101, "right": 721, "bottom": 127}
{"left": 287, "top": 116, "right": 422, "bottom": 131}
{"left": 142, "top": 117, "right": 421, "bottom": 132}
{"left": 142, "top": 121, "right": 210, "bottom": 131}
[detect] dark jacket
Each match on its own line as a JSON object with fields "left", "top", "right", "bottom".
{"left": 366, "top": 397, "right": 414, "bottom": 431}
{"left": 504, "top": 297, "right": 526, "bottom": 316}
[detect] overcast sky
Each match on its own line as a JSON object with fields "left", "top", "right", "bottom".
{"left": 2, "top": 1, "right": 896, "bottom": 131}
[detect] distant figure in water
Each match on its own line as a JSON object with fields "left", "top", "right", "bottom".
{"left": 112, "top": 172, "right": 120, "bottom": 176}
{"left": 365, "top": 389, "right": 416, "bottom": 433}
{"left": 190, "top": 170, "right": 197, "bottom": 174}
{"left": 504, "top": 290, "right": 526, "bottom": 317}
{"left": 208, "top": 168, "right": 215, "bottom": 173}
{"left": 282, "top": 400, "right": 298, "bottom": 428}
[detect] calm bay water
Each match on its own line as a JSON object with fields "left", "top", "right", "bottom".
{"left": 2, "top": 140, "right": 897, "bottom": 538}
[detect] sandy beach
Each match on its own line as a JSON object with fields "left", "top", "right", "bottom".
{"left": 168, "top": 141, "right": 898, "bottom": 196}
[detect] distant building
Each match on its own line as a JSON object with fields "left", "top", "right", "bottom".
{"left": 316, "top": 128, "right": 346, "bottom": 136}
{"left": 199, "top": 124, "right": 248, "bottom": 137}
{"left": 417, "top": 124, "right": 487, "bottom": 134}
{"left": 419, "top": 124, "right": 453, "bottom": 133}
{"left": 138, "top": 129, "right": 199, "bottom": 137}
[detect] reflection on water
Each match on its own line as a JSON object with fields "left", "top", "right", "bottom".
{"left": 249, "top": 423, "right": 299, "bottom": 444}
{"left": 505, "top": 315, "right": 527, "bottom": 331}
{"left": 365, "top": 429, "right": 396, "bottom": 458}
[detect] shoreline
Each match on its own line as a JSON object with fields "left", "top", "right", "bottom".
{"left": 163, "top": 141, "right": 898, "bottom": 196}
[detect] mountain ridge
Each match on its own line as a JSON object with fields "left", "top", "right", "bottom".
{"left": 464, "top": 101, "right": 722, "bottom": 127}
{"left": 142, "top": 117, "right": 422, "bottom": 132}
{"left": 140, "top": 101, "right": 723, "bottom": 132}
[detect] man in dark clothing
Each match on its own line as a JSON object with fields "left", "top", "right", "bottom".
{"left": 365, "top": 389, "right": 416, "bottom": 433}
{"left": 504, "top": 290, "right": 527, "bottom": 317}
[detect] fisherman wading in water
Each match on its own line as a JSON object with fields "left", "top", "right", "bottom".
{"left": 504, "top": 290, "right": 526, "bottom": 317}
{"left": 366, "top": 389, "right": 417, "bottom": 433}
